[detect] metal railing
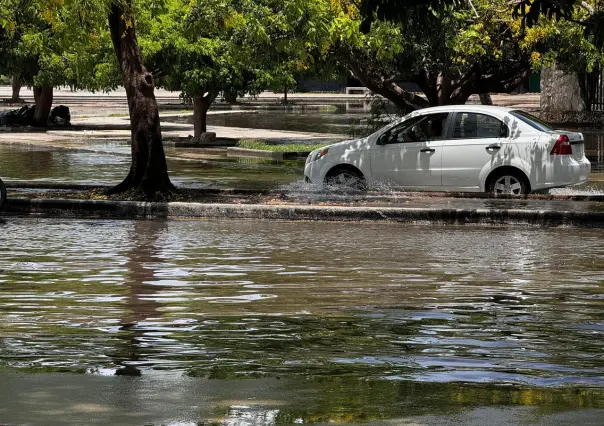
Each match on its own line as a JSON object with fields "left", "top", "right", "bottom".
{"left": 585, "top": 69, "right": 604, "bottom": 112}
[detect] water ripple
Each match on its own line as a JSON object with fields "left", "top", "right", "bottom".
{"left": 1, "top": 218, "right": 604, "bottom": 386}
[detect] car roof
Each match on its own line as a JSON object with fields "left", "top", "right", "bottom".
{"left": 412, "top": 105, "right": 515, "bottom": 115}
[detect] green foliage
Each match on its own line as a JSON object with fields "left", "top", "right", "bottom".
{"left": 322, "top": 0, "right": 604, "bottom": 110}
{"left": 0, "top": 0, "right": 119, "bottom": 91}
{"left": 515, "top": 2, "right": 603, "bottom": 74}
{"left": 140, "top": 0, "right": 327, "bottom": 103}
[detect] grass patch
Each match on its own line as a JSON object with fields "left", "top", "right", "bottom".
{"left": 314, "top": 105, "right": 338, "bottom": 112}
{"left": 237, "top": 138, "right": 326, "bottom": 153}
{"left": 179, "top": 109, "right": 193, "bottom": 114}
{"left": 108, "top": 113, "right": 129, "bottom": 117}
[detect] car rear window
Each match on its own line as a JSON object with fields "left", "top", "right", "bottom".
{"left": 509, "top": 110, "right": 555, "bottom": 132}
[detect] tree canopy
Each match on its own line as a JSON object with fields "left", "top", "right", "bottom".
{"left": 323, "top": 0, "right": 603, "bottom": 112}
{"left": 0, "top": 0, "right": 118, "bottom": 123}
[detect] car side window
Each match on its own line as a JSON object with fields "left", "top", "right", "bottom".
{"left": 387, "top": 113, "right": 449, "bottom": 143}
{"left": 452, "top": 113, "right": 508, "bottom": 139}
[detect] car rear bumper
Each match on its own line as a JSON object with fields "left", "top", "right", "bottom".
{"left": 534, "top": 157, "right": 591, "bottom": 189}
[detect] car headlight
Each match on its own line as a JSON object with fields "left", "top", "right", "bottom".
{"left": 307, "top": 148, "right": 329, "bottom": 164}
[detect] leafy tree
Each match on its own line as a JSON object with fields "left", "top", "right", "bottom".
{"left": 519, "top": 2, "right": 603, "bottom": 109}
{"left": 0, "top": 0, "right": 118, "bottom": 123}
{"left": 322, "top": 0, "right": 603, "bottom": 113}
{"left": 325, "top": 0, "right": 540, "bottom": 112}
{"left": 106, "top": 0, "right": 174, "bottom": 195}
{"left": 359, "top": 1, "right": 604, "bottom": 48}
{"left": 140, "top": 0, "right": 270, "bottom": 137}
{"left": 511, "top": 0, "right": 604, "bottom": 49}
{"left": 0, "top": 0, "right": 174, "bottom": 195}
{"left": 141, "top": 0, "right": 325, "bottom": 137}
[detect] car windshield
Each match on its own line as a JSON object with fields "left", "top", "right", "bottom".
{"left": 369, "top": 114, "right": 418, "bottom": 139}
{"left": 509, "top": 110, "right": 555, "bottom": 132}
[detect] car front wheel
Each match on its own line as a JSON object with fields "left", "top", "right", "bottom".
{"left": 325, "top": 168, "right": 367, "bottom": 191}
{"left": 488, "top": 171, "right": 528, "bottom": 195}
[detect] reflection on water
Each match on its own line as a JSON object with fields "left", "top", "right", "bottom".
{"left": 1, "top": 219, "right": 604, "bottom": 422}
{"left": 1, "top": 218, "right": 604, "bottom": 383}
{"left": 203, "top": 105, "right": 368, "bottom": 136}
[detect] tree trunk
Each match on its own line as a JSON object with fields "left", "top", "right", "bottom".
{"left": 283, "top": 86, "right": 288, "bottom": 104}
{"left": 107, "top": 1, "right": 173, "bottom": 196}
{"left": 32, "top": 85, "right": 53, "bottom": 127}
{"left": 11, "top": 74, "right": 22, "bottom": 102}
{"left": 192, "top": 93, "right": 213, "bottom": 137}
{"left": 436, "top": 73, "right": 451, "bottom": 105}
{"left": 479, "top": 93, "right": 493, "bottom": 105}
{"left": 343, "top": 53, "right": 430, "bottom": 113}
{"left": 578, "top": 71, "right": 591, "bottom": 112}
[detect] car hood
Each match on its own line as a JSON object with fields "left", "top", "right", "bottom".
{"left": 326, "top": 137, "right": 371, "bottom": 155}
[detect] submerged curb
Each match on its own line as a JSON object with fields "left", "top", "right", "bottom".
{"left": 3, "top": 197, "right": 604, "bottom": 227}
{"left": 226, "top": 147, "right": 311, "bottom": 160}
{"left": 5, "top": 181, "right": 604, "bottom": 202}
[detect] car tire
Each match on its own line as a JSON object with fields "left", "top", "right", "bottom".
{"left": 325, "top": 167, "right": 367, "bottom": 191}
{"left": 0, "top": 178, "right": 6, "bottom": 209}
{"left": 487, "top": 170, "right": 529, "bottom": 195}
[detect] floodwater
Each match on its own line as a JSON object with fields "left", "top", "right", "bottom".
{"left": 192, "top": 103, "right": 375, "bottom": 138}
{"left": 0, "top": 144, "right": 303, "bottom": 189}
{"left": 1, "top": 218, "right": 604, "bottom": 424}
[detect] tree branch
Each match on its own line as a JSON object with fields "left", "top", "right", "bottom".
{"left": 581, "top": 1, "right": 594, "bottom": 15}
{"left": 342, "top": 51, "right": 430, "bottom": 112}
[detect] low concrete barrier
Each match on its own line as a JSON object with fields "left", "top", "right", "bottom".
{"left": 4, "top": 197, "right": 604, "bottom": 227}
{"left": 226, "top": 147, "right": 310, "bottom": 160}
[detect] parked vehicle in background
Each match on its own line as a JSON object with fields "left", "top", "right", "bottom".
{"left": 304, "top": 105, "right": 590, "bottom": 195}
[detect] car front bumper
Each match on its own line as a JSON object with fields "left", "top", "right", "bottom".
{"left": 304, "top": 160, "right": 334, "bottom": 184}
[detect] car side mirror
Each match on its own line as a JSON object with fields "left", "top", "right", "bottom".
{"left": 377, "top": 132, "right": 390, "bottom": 145}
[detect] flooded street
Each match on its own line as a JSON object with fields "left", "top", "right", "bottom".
{"left": 1, "top": 218, "right": 604, "bottom": 423}
{"left": 2, "top": 103, "right": 604, "bottom": 424}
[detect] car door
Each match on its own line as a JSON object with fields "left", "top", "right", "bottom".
{"left": 370, "top": 112, "right": 449, "bottom": 188}
{"left": 441, "top": 112, "right": 508, "bottom": 190}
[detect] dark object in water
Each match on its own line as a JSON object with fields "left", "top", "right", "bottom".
{"left": 0, "top": 104, "right": 71, "bottom": 127}
{"left": 0, "top": 105, "right": 35, "bottom": 127}
{"left": 49, "top": 105, "right": 71, "bottom": 125}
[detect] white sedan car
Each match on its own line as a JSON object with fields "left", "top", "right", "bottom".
{"left": 304, "top": 105, "right": 590, "bottom": 194}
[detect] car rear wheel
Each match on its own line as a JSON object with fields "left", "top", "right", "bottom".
{"left": 487, "top": 170, "right": 528, "bottom": 195}
{"left": 325, "top": 167, "right": 367, "bottom": 191}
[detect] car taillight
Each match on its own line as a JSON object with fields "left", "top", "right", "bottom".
{"left": 551, "top": 135, "right": 572, "bottom": 155}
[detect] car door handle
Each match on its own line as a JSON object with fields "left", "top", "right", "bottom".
{"left": 486, "top": 145, "right": 501, "bottom": 152}
{"left": 420, "top": 148, "right": 435, "bottom": 153}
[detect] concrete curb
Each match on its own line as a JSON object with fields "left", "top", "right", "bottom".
{"left": 5, "top": 181, "right": 604, "bottom": 202}
{"left": 4, "top": 197, "right": 604, "bottom": 227}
